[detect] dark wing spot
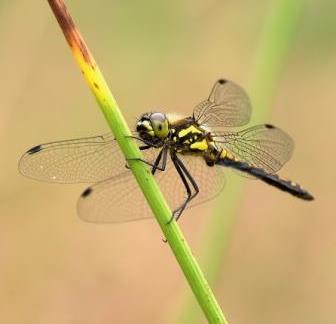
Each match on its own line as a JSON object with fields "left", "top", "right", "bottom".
{"left": 218, "top": 79, "right": 227, "bottom": 84}
{"left": 27, "top": 145, "right": 42, "bottom": 154}
{"left": 93, "top": 82, "right": 99, "bottom": 89}
{"left": 81, "top": 187, "right": 92, "bottom": 198}
{"left": 265, "top": 124, "right": 275, "bottom": 129}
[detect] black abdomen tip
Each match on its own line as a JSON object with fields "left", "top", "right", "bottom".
{"left": 301, "top": 191, "right": 314, "bottom": 201}
{"left": 265, "top": 124, "right": 275, "bottom": 129}
{"left": 81, "top": 187, "right": 92, "bottom": 198}
{"left": 27, "top": 145, "right": 42, "bottom": 154}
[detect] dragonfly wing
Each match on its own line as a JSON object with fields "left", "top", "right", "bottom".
{"left": 193, "top": 79, "right": 252, "bottom": 128}
{"left": 19, "top": 133, "right": 120, "bottom": 183}
{"left": 19, "top": 134, "right": 160, "bottom": 184}
{"left": 213, "top": 124, "right": 294, "bottom": 174}
{"left": 77, "top": 154, "right": 226, "bottom": 223}
{"left": 77, "top": 171, "right": 154, "bottom": 223}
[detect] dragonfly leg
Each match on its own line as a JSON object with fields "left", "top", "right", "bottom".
{"left": 152, "top": 147, "right": 168, "bottom": 174}
{"left": 169, "top": 153, "right": 199, "bottom": 223}
{"left": 125, "top": 135, "right": 163, "bottom": 148}
{"left": 174, "top": 154, "right": 199, "bottom": 220}
{"left": 169, "top": 156, "right": 192, "bottom": 223}
{"left": 139, "top": 145, "right": 152, "bottom": 150}
{"left": 126, "top": 147, "right": 168, "bottom": 174}
{"left": 124, "top": 145, "right": 152, "bottom": 170}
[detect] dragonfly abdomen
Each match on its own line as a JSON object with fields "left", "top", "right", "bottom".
{"left": 219, "top": 148, "right": 237, "bottom": 161}
{"left": 217, "top": 157, "right": 314, "bottom": 201}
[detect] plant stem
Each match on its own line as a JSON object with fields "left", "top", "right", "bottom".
{"left": 176, "top": 0, "right": 306, "bottom": 323}
{"left": 47, "top": 1, "right": 227, "bottom": 323}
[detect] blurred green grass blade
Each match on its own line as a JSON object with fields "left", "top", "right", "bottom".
{"left": 250, "top": 0, "right": 305, "bottom": 120}
{"left": 176, "top": 0, "right": 306, "bottom": 323}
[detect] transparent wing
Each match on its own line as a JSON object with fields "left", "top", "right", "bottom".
{"left": 213, "top": 124, "right": 294, "bottom": 174}
{"left": 159, "top": 154, "right": 226, "bottom": 210}
{"left": 19, "top": 133, "right": 129, "bottom": 183}
{"left": 193, "top": 79, "right": 252, "bottom": 128}
{"left": 78, "top": 154, "right": 226, "bottom": 223}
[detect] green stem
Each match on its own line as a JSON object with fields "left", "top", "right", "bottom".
{"left": 47, "top": 1, "right": 227, "bottom": 323}
{"left": 176, "top": 0, "right": 305, "bottom": 323}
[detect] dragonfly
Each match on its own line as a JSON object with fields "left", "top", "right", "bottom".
{"left": 19, "top": 79, "right": 314, "bottom": 223}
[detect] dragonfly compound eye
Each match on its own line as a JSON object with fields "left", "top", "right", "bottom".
{"left": 150, "top": 112, "right": 169, "bottom": 139}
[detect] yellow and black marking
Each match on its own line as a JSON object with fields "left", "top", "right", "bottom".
{"left": 172, "top": 123, "right": 209, "bottom": 153}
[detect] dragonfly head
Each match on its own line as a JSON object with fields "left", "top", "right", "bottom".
{"left": 136, "top": 112, "right": 170, "bottom": 144}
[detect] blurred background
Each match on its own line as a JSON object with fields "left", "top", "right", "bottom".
{"left": 0, "top": 0, "right": 334, "bottom": 323}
